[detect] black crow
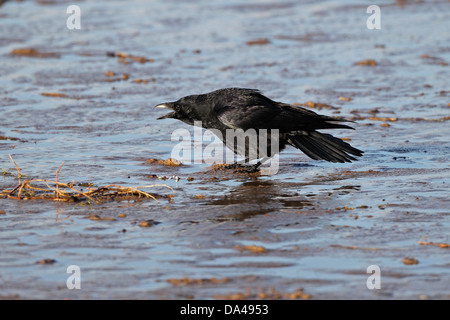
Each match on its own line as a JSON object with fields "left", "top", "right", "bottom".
{"left": 155, "top": 88, "right": 363, "bottom": 172}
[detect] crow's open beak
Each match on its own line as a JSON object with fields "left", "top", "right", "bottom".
{"left": 154, "top": 103, "right": 176, "bottom": 120}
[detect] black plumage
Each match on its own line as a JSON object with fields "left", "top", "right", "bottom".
{"left": 155, "top": 88, "right": 363, "bottom": 170}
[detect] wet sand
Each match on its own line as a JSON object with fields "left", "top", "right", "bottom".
{"left": 0, "top": 0, "right": 449, "bottom": 299}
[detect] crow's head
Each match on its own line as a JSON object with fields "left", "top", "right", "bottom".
{"left": 154, "top": 94, "right": 205, "bottom": 125}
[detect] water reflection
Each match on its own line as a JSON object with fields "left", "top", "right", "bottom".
{"left": 204, "top": 179, "right": 313, "bottom": 220}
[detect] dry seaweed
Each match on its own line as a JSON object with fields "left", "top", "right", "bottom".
{"left": 145, "top": 158, "right": 182, "bottom": 166}
{"left": 353, "top": 59, "right": 377, "bottom": 66}
{"left": 106, "top": 51, "right": 155, "bottom": 64}
{"left": 41, "top": 92, "right": 68, "bottom": 98}
{"left": 418, "top": 241, "right": 449, "bottom": 249}
{"left": 1, "top": 155, "right": 173, "bottom": 204}
{"left": 214, "top": 287, "right": 311, "bottom": 300}
{"left": 166, "top": 277, "right": 231, "bottom": 286}
{"left": 246, "top": 38, "right": 270, "bottom": 45}
{"left": 235, "top": 245, "right": 268, "bottom": 254}
{"left": 10, "top": 48, "right": 60, "bottom": 58}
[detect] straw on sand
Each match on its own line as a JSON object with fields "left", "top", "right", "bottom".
{"left": 1, "top": 155, "right": 173, "bottom": 204}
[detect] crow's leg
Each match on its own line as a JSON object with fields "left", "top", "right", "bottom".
{"left": 255, "top": 156, "right": 271, "bottom": 167}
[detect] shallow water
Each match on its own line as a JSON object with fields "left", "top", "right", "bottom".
{"left": 0, "top": 0, "right": 449, "bottom": 299}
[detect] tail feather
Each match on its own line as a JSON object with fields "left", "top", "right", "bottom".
{"left": 286, "top": 131, "right": 363, "bottom": 163}
{"left": 319, "top": 121, "right": 355, "bottom": 130}
{"left": 318, "top": 115, "right": 356, "bottom": 131}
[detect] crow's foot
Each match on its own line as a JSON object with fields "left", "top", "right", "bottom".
{"left": 224, "top": 163, "right": 261, "bottom": 173}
